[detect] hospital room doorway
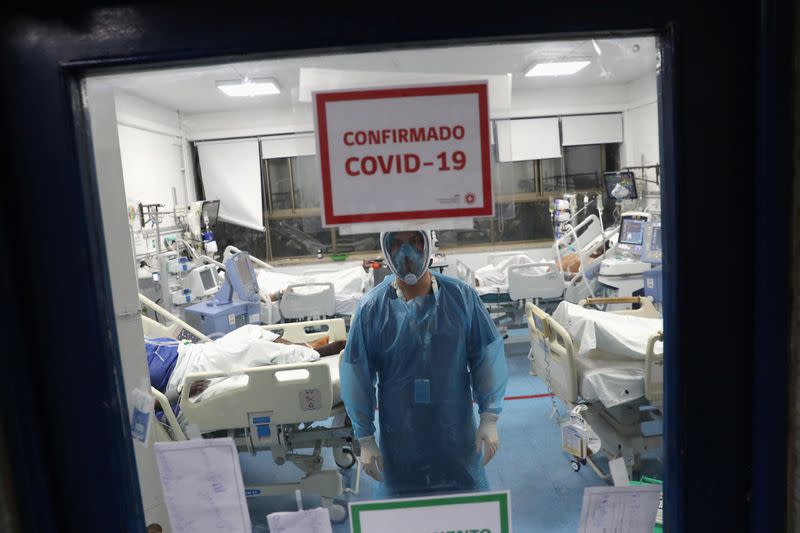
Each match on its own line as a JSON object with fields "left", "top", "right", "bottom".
{"left": 79, "top": 33, "right": 672, "bottom": 533}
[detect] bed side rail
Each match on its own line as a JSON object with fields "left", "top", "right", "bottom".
{"left": 644, "top": 331, "right": 664, "bottom": 406}
{"left": 179, "top": 360, "right": 335, "bottom": 431}
{"left": 263, "top": 318, "right": 347, "bottom": 343}
{"left": 578, "top": 296, "right": 660, "bottom": 318}
{"left": 508, "top": 262, "right": 563, "bottom": 300}
{"left": 525, "top": 302, "right": 579, "bottom": 403}
{"left": 280, "top": 282, "right": 336, "bottom": 319}
{"left": 150, "top": 386, "right": 187, "bottom": 441}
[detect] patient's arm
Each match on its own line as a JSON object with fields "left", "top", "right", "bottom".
{"left": 272, "top": 334, "right": 346, "bottom": 357}
{"left": 270, "top": 334, "right": 346, "bottom": 357}
{"left": 272, "top": 334, "right": 327, "bottom": 348}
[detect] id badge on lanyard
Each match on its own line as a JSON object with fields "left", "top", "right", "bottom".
{"left": 414, "top": 312, "right": 435, "bottom": 405}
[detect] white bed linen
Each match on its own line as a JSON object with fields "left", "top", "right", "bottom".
{"left": 575, "top": 355, "right": 645, "bottom": 408}
{"left": 552, "top": 301, "right": 663, "bottom": 359}
{"left": 168, "top": 325, "right": 320, "bottom": 400}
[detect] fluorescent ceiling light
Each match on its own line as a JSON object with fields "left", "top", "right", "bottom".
{"left": 525, "top": 60, "right": 591, "bottom": 77}
{"left": 216, "top": 78, "right": 280, "bottom": 97}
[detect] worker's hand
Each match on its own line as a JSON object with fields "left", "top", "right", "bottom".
{"left": 358, "top": 435, "right": 384, "bottom": 482}
{"left": 476, "top": 412, "right": 500, "bottom": 465}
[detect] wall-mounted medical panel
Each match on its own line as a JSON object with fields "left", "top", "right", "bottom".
{"left": 260, "top": 133, "right": 316, "bottom": 159}
{"left": 495, "top": 117, "right": 561, "bottom": 162}
{"left": 561, "top": 113, "right": 623, "bottom": 146}
{"left": 196, "top": 139, "right": 264, "bottom": 231}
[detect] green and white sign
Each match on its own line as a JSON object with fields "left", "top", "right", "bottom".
{"left": 349, "top": 491, "right": 511, "bottom": 533}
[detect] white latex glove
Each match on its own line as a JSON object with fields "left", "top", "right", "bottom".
{"left": 476, "top": 412, "right": 500, "bottom": 465}
{"left": 358, "top": 435, "right": 384, "bottom": 481}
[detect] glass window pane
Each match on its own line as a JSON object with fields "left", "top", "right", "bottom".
{"left": 333, "top": 230, "right": 380, "bottom": 254}
{"left": 541, "top": 145, "right": 604, "bottom": 192}
{"left": 437, "top": 218, "right": 493, "bottom": 247}
{"left": 495, "top": 159, "right": 535, "bottom": 195}
{"left": 540, "top": 157, "right": 565, "bottom": 192}
{"left": 493, "top": 201, "right": 552, "bottom": 243}
{"left": 564, "top": 145, "right": 601, "bottom": 189}
{"left": 268, "top": 217, "right": 331, "bottom": 258}
{"left": 267, "top": 158, "right": 292, "bottom": 210}
{"left": 291, "top": 155, "right": 321, "bottom": 209}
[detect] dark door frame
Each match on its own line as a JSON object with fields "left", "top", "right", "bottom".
{"left": 0, "top": 3, "right": 791, "bottom": 531}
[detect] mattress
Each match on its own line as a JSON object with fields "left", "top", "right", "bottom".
{"left": 552, "top": 301, "right": 663, "bottom": 359}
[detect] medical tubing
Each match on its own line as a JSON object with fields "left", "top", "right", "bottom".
{"left": 564, "top": 223, "right": 596, "bottom": 299}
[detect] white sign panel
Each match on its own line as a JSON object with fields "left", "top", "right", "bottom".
{"left": 349, "top": 491, "right": 510, "bottom": 533}
{"left": 314, "top": 83, "right": 493, "bottom": 226}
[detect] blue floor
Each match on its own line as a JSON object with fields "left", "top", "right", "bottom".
{"left": 243, "top": 342, "right": 663, "bottom": 532}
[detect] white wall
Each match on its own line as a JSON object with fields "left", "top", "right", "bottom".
{"left": 182, "top": 105, "right": 314, "bottom": 140}
{"left": 181, "top": 85, "right": 632, "bottom": 142}
{"left": 622, "top": 73, "right": 659, "bottom": 168}
{"left": 115, "top": 92, "right": 196, "bottom": 207}
{"left": 503, "top": 84, "right": 630, "bottom": 118}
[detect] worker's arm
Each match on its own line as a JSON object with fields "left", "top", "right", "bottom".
{"left": 339, "top": 304, "right": 378, "bottom": 438}
{"left": 465, "top": 287, "right": 508, "bottom": 465}
{"left": 465, "top": 287, "right": 508, "bottom": 416}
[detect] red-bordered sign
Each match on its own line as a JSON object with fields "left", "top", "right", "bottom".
{"left": 314, "top": 83, "right": 493, "bottom": 226}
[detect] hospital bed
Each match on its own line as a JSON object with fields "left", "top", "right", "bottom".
{"left": 140, "top": 295, "right": 360, "bottom": 522}
{"left": 526, "top": 296, "right": 664, "bottom": 478}
{"left": 256, "top": 264, "right": 368, "bottom": 324}
{"left": 456, "top": 215, "right": 614, "bottom": 314}
{"left": 221, "top": 244, "right": 368, "bottom": 323}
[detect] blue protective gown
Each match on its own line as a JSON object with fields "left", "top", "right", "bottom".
{"left": 340, "top": 273, "right": 508, "bottom": 496}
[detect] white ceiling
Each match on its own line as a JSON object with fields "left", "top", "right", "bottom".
{"left": 95, "top": 37, "right": 657, "bottom": 115}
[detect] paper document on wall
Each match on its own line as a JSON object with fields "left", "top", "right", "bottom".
{"left": 578, "top": 485, "right": 661, "bottom": 533}
{"left": 267, "top": 507, "right": 332, "bottom": 533}
{"left": 154, "top": 438, "right": 251, "bottom": 533}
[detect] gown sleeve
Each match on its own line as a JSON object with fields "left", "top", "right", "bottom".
{"left": 340, "top": 302, "right": 378, "bottom": 438}
{"left": 464, "top": 287, "right": 508, "bottom": 416}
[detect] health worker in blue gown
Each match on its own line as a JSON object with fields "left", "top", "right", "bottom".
{"left": 340, "top": 230, "right": 508, "bottom": 496}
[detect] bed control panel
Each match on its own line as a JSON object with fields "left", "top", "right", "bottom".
{"left": 249, "top": 412, "right": 273, "bottom": 444}
{"left": 300, "top": 389, "right": 322, "bottom": 411}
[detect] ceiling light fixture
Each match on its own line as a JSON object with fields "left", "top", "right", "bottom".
{"left": 216, "top": 78, "right": 280, "bottom": 97}
{"left": 524, "top": 60, "right": 591, "bottom": 77}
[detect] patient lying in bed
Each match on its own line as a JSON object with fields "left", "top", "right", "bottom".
{"left": 146, "top": 325, "right": 346, "bottom": 410}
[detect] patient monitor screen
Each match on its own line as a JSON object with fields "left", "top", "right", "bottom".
{"left": 619, "top": 218, "right": 645, "bottom": 245}
{"left": 603, "top": 171, "right": 638, "bottom": 200}
{"left": 199, "top": 268, "right": 215, "bottom": 291}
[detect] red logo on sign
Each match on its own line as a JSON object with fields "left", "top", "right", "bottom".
{"left": 465, "top": 193, "right": 476, "bottom": 204}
